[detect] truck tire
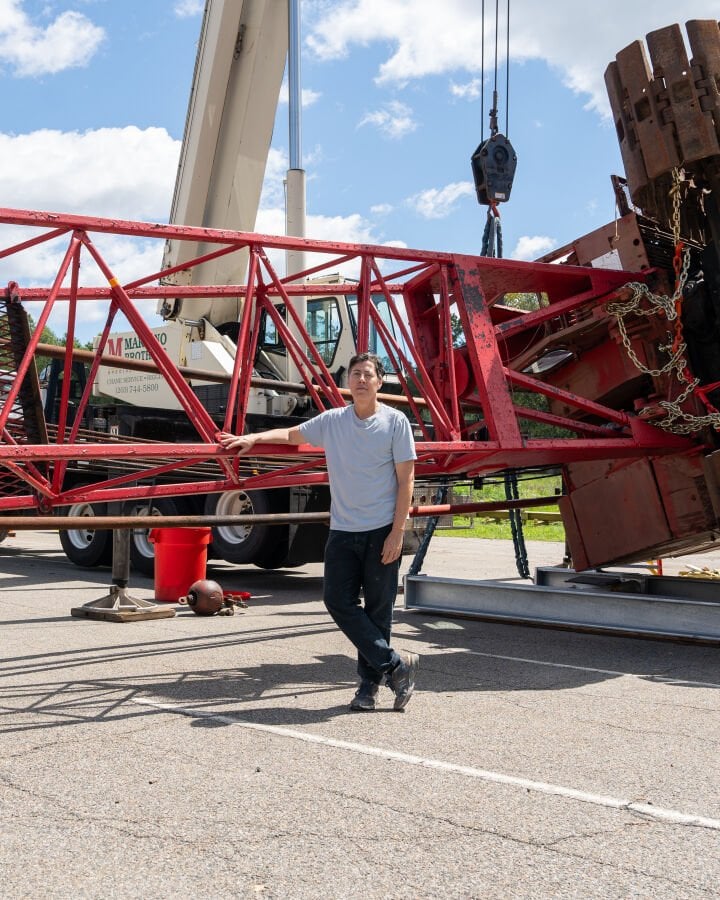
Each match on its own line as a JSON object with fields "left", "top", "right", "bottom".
{"left": 60, "top": 498, "right": 113, "bottom": 568}
{"left": 204, "top": 489, "right": 274, "bottom": 564}
{"left": 254, "top": 542, "right": 290, "bottom": 569}
{"left": 126, "top": 498, "right": 180, "bottom": 576}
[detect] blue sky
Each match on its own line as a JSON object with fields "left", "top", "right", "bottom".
{"left": 1, "top": 0, "right": 719, "bottom": 340}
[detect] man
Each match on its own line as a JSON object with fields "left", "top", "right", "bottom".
{"left": 219, "top": 352, "right": 418, "bottom": 711}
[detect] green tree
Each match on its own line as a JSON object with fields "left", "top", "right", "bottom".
{"left": 450, "top": 312, "right": 465, "bottom": 347}
{"left": 26, "top": 314, "right": 63, "bottom": 375}
{"left": 502, "top": 292, "right": 549, "bottom": 311}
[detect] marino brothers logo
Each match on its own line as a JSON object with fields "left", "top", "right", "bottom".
{"left": 107, "top": 331, "right": 168, "bottom": 361}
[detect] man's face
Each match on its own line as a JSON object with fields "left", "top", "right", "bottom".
{"left": 348, "top": 361, "right": 382, "bottom": 401}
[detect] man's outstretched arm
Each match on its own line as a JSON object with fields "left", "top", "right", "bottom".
{"left": 219, "top": 426, "right": 305, "bottom": 455}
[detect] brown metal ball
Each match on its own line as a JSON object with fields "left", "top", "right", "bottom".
{"left": 185, "top": 578, "right": 224, "bottom": 616}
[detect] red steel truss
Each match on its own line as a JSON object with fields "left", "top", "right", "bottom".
{"left": 0, "top": 206, "right": 694, "bottom": 516}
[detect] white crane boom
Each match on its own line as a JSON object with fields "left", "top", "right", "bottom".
{"left": 161, "top": 0, "right": 289, "bottom": 324}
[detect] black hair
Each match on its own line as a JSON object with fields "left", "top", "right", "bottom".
{"left": 348, "top": 352, "right": 385, "bottom": 380}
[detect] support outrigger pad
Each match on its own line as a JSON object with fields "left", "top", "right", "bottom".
{"left": 71, "top": 525, "right": 175, "bottom": 622}
{"left": 71, "top": 584, "right": 176, "bottom": 623}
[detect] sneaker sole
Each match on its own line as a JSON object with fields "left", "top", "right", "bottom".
{"left": 392, "top": 653, "right": 419, "bottom": 710}
{"left": 393, "top": 686, "right": 414, "bottom": 710}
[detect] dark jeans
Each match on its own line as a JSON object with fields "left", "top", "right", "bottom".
{"left": 323, "top": 525, "right": 402, "bottom": 684}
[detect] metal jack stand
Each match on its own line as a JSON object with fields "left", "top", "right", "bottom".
{"left": 71, "top": 528, "right": 175, "bottom": 623}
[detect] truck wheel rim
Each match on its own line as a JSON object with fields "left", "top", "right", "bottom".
{"left": 129, "top": 503, "right": 161, "bottom": 559}
{"left": 65, "top": 502, "right": 98, "bottom": 550}
{"left": 215, "top": 491, "right": 253, "bottom": 544}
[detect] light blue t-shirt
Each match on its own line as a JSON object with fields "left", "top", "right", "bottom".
{"left": 298, "top": 403, "right": 416, "bottom": 532}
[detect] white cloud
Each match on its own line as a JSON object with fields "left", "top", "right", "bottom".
{"left": 407, "top": 181, "right": 474, "bottom": 219}
{"left": 450, "top": 78, "right": 481, "bottom": 100}
{"left": 0, "top": 126, "right": 180, "bottom": 339}
{"left": 306, "top": 0, "right": 720, "bottom": 116}
{"left": 0, "top": 127, "right": 179, "bottom": 219}
{"left": 255, "top": 207, "right": 386, "bottom": 278}
{"left": 0, "top": 0, "right": 105, "bottom": 77}
{"left": 305, "top": 212, "right": 405, "bottom": 279}
{"left": 0, "top": 118, "right": 387, "bottom": 324}
{"left": 371, "top": 203, "right": 394, "bottom": 216}
{"left": 3, "top": 226, "right": 172, "bottom": 341}
{"left": 173, "top": 0, "right": 205, "bottom": 17}
{"left": 511, "top": 235, "right": 557, "bottom": 261}
{"left": 358, "top": 100, "right": 417, "bottom": 139}
{"left": 0, "top": 110, "right": 404, "bottom": 341}
{"left": 307, "top": 212, "right": 379, "bottom": 245}
{"left": 258, "top": 147, "right": 290, "bottom": 211}
{"left": 278, "top": 81, "right": 322, "bottom": 108}
{"left": 255, "top": 197, "right": 403, "bottom": 282}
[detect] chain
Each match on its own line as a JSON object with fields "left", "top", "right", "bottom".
{"left": 671, "top": 167, "right": 683, "bottom": 242}
{"left": 606, "top": 276, "right": 690, "bottom": 379}
{"left": 605, "top": 168, "right": 720, "bottom": 434}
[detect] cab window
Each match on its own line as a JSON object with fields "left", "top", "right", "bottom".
{"left": 259, "top": 297, "right": 342, "bottom": 366}
{"left": 347, "top": 295, "right": 396, "bottom": 373}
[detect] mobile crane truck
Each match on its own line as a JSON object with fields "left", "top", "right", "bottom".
{"left": 52, "top": 0, "right": 409, "bottom": 574}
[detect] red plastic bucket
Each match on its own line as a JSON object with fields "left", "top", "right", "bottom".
{"left": 149, "top": 527, "right": 212, "bottom": 603}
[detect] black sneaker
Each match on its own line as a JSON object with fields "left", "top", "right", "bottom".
{"left": 350, "top": 680, "right": 379, "bottom": 711}
{"left": 386, "top": 651, "right": 419, "bottom": 710}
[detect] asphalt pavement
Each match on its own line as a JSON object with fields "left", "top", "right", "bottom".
{"left": 1, "top": 531, "right": 719, "bottom": 899}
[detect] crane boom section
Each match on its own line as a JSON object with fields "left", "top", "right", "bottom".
{"left": 161, "top": 0, "right": 288, "bottom": 324}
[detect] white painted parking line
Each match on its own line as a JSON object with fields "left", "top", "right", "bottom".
{"left": 454, "top": 649, "right": 720, "bottom": 689}
{"left": 133, "top": 697, "right": 720, "bottom": 832}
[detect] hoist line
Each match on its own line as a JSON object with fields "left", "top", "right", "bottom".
{"left": 505, "top": 0, "right": 510, "bottom": 135}
{"left": 481, "top": 0, "right": 485, "bottom": 143}
{"left": 481, "top": 0, "right": 510, "bottom": 138}
{"left": 493, "top": 0, "right": 499, "bottom": 103}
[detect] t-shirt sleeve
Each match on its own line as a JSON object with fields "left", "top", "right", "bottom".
{"left": 393, "top": 413, "right": 417, "bottom": 462}
{"left": 297, "top": 414, "right": 325, "bottom": 448}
